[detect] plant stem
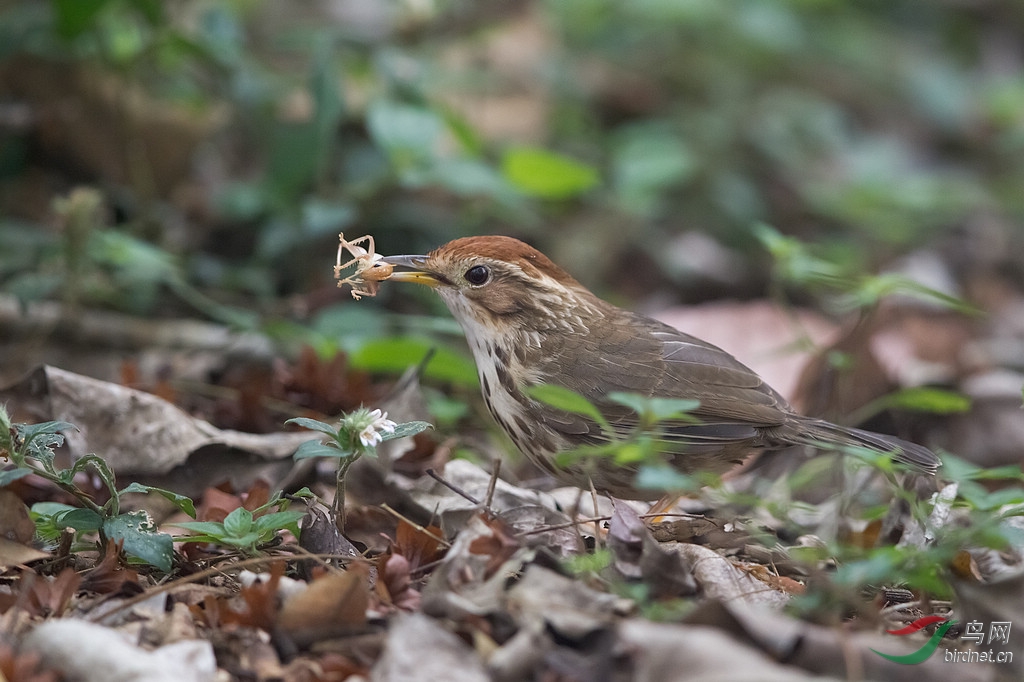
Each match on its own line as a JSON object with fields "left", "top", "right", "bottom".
{"left": 332, "top": 452, "right": 361, "bottom": 533}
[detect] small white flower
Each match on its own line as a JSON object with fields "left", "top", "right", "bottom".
{"left": 357, "top": 408, "right": 397, "bottom": 448}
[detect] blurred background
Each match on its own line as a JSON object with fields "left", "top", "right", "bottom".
{"left": 1, "top": 0, "right": 1023, "bottom": 468}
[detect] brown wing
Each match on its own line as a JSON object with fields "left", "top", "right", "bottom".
{"left": 535, "top": 310, "right": 793, "bottom": 449}
{"left": 532, "top": 310, "right": 939, "bottom": 474}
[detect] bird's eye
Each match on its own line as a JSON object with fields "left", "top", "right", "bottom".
{"left": 465, "top": 265, "right": 490, "bottom": 286}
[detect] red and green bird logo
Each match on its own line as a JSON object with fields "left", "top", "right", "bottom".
{"left": 871, "top": 616, "right": 956, "bottom": 664}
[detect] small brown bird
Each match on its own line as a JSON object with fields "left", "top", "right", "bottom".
{"left": 382, "top": 236, "right": 939, "bottom": 498}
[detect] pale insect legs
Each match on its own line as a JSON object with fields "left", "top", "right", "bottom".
{"left": 334, "top": 233, "right": 394, "bottom": 299}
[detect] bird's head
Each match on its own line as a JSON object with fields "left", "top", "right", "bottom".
{"left": 382, "top": 236, "right": 604, "bottom": 337}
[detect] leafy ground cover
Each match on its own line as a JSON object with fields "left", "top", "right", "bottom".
{"left": 1, "top": 1, "right": 1024, "bottom": 680}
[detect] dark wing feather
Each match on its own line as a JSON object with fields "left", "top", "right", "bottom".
{"left": 535, "top": 311, "right": 792, "bottom": 451}
{"left": 531, "top": 309, "right": 939, "bottom": 474}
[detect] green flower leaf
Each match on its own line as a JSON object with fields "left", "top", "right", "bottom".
{"left": 293, "top": 439, "right": 353, "bottom": 460}
{"left": 526, "top": 384, "right": 610, "bottom": 432}
{"left": 119, "top": 482, "right": 197, "bottom": 518}
{"left": 502, "top": 147, "right": 599, "bottom": 199}
{"left": 381, "top": 421, "right": 433, "bottom": 442}
{"left": 103, "top": 512, "right": 173, "bottom": 573}
{"left": 54, "top": 507, "right": 103, "bottom": 532}
{"left": 285, "top": 417, "right": 339, "bottom": 435}
{"left": 223, "top": 507, "right": 254, "bottom": 538}
{"left": 172, "top": 520, "right": 229, "bottom": 537}
{"left": 0, "top": 467, "right": 33, "bottom": 487}
{"left": 874, "top": 387, "right": 971, "bottom": 414}
{"left": 607, "top": 393, "right": 700, "bottom": 423}
{"left": 254, "top": 510, "right": 305, "bottom": 538}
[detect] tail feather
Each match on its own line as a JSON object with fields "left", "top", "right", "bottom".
{"left": 791, "top": 419, "right": 940, "bottom": 474}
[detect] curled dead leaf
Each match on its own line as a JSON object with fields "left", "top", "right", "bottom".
{"left": 278, "top": 563, "right": 370, "bottom": 645}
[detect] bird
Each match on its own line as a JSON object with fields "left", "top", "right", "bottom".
{"left": 380, "top": 236, "right": 939, "bottom": 499}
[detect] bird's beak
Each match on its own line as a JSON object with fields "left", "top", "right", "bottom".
{"left": 380, "top": 254, "right": 442, "bottom": 288}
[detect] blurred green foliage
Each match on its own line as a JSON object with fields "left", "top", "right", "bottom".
{"left": 0, "top": 0, "right": 1022, "bottom": 352}
{"left": 1, "top": 0, "right": 1022, "bottom": 620}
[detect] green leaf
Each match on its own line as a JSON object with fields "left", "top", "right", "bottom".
{"left": 264, "top": 122, "right": 323, "bottom": 202}
{"left": 553, "top": 442, "right": 619, "bottom": 467}
{"left": 380, "top": 421, "right": 433, "bottom": 442}
{"left": 613, "top": 125, "right": 696, "bottom": 214}
{"left": 88, "top": 230, "right": 177, "bottom": 284}
{"left": 425, "top": 392, "right": 470, "bottom": 428}
{"left": 68, "top": 454, "right": 118, "bottom": 510}
{"left": 350, "top": 338, "right": 479, "bottom": 388}
{"left": 501, "top": 147, "right": 599, "bottom": 199}
{"left": 172, "top": 520, "right": 230, "bottom": 537}
{"left": 300, "top": 199, "right": 357, "bottom": 237}
{"left": 132, "top": 0, "right": 164, "bottom": 25}
{"left": 959, "top": 483, "right": 1024, "bottom": 512}
{"left": 53, "top": 0, "right": 110, "bottom": 39}
{"left": 293, "top": 439, "right": 352, "bottom": 460}
{"left": 874, "top": 387, "right": 972, "bottom": 415}
{"left": 286, "top": 417, "right": 339, "bottom": 435}
{"left": 254, "top": 510, "right": 305, "bottom": 538}
{"left": 220, "top": 532, "right": 263, "bottom": 549}
{"left": 0, "top": 467, "right": 33, "bottom": 487}
{"left": 249, "top": 489, "right": 287, "bottom": 515}
{"left": 309, "top": 37, "right": 344, "bottom": 153}
{"left": 607, "top": 393, "right": 701, "bottom": 423}
{"left": 30, "top": 502, "right": 77, "bottom": 541}
{"left": 223, "top": 507, "right": 254, "bottom": 537}
{"left": 290, "top": 486, "right": 317, "bottom": 500}
{"left": 103, "top": 512, "right": 173, "bottom": 572}
{"left": 563, "top": 548, "right": 612, "bottom": 576}
{"left": 846, "top": 274, "right": 980, "bottom": 315}
{"left": 526, "top": 384, "right": 610, "bottom": 432}
{"left": 635, "top": 463, "right": 698, "bottom": 492}
{"left": 17, "top": 421, "right": 77, "bottom": 462}
{"left": 427, "top": 159, "right": 516, "bottom": 200}
{"left": 366, "top": 100, "right": 444, "bottom": 164}
{"left": 54, "top": 507, "right": 103, "bottom": 532}
{"left": 119, "top": 482, "right": 197, "bottom": 518}
{"left": 216, "top": 181, "right": 266, "bottom": 220}
{"left": 610, "top": 441, "right": 650, "bottom": 465}
{"left": 753, "top": 223, "right": 847, "bottom": 286}
{"left": 0, "top": 406, "right": 12, "bottom": 454}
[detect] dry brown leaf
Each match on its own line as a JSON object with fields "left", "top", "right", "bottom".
{"left": 0, "top": 567, "right": 81, "bottom": 618}
{"left": 378, "top": 552, "right": 420, "bottom": 612}
{"left": 80, "top": 540, "right": 143, "bottom": 596}
{"left": 193, "top": 561, "right": 284, "bottom": 630}
{"left": 0, "top": 539, "right": 49, "bottom": 569}
{"left": 467, "top": 514, "right": 521, "bottom": 579}
{"left": 741, "top": 563, "right": 806, "bottom": 595}
{"left": 0, "top": 642, "right": 60, "bottom": 682}
{"left": 194, "top": 480, "right": 271, "bottom": 524}
{"left": 842, "top": 518, "right": 884, "bottom": 550}
{"left": 281, "top": 653, "right": 368, "bottom": 682}
{"left": 670, "top": 544, "right": 790, "bottom": 608}
{"left": 194, "top": 485, "right": 243, "bottom": 523}
{"left": 372, "top": 612, "right": 488, "bottom": 682}
{"left": 607, "top": 501, "right": 697, "bottom": 597}
{"left": 794, "top": 316, "right": 894, "bottom": 421}
{"left": 0, "top": 490, "right": 36, "bottom": 544}
{"left": 278, "top": 563, "right": 370, "bottom": 643}
{"left": 394, "top": 519, "right": 446, "bottom": 572}
{"left": 0, "top": 365, "right": 310, "bottom": 476}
